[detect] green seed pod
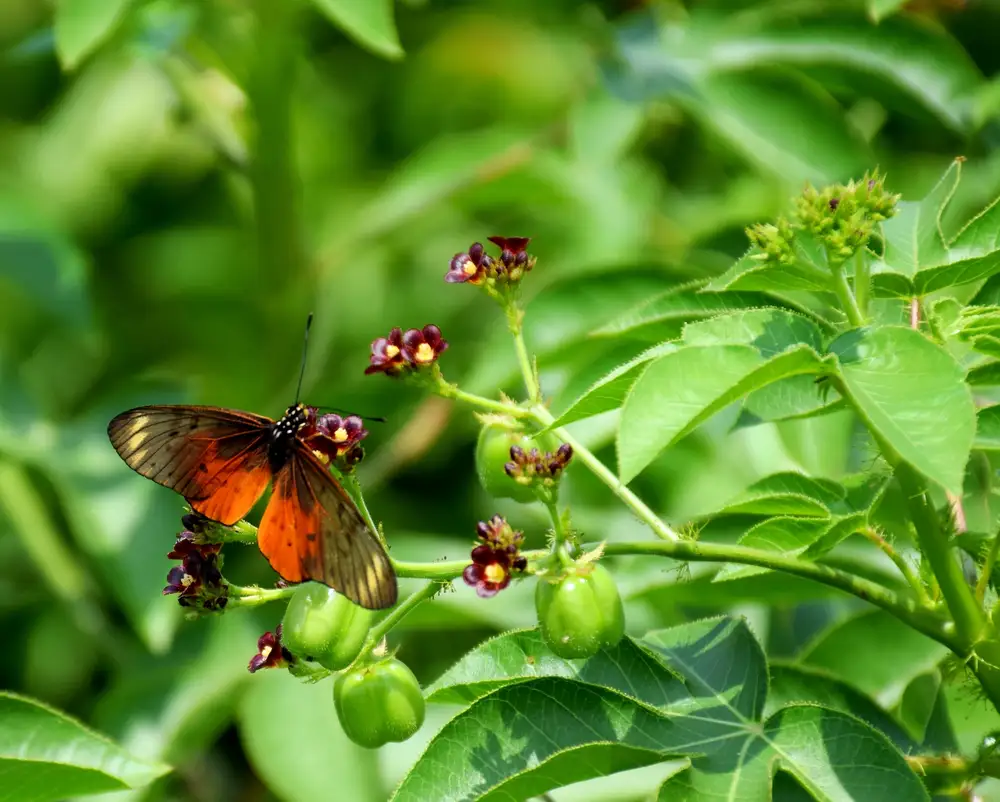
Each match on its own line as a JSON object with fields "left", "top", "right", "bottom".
{"left": 334, "top": 658, "right": 426, "bottom": 749}
{"left": 281, "top": 582, "right": 374, "bottom": 670}
{"left": 535, "top": 562, "right": 625, "bottom": 659}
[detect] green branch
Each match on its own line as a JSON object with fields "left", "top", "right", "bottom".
{"left": 530, "top": 406, "right": 681, "bottom": 542}
{"left": 363, "top": 580, "right": 442, "bottom": 654}
{"left": 829, "top": 260, "right": 864, "bottom": 327}
{"left": 599, "top": 540, "right": 956, "bottom": 650}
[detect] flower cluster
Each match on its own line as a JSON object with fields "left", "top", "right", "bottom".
{"left": 248, "top": 624, "right": 294, "bottom": 673}
{"left": 301, "top": 409, "right": 368, "bottom": 471}
{"left": 163, "top": 530, "right": 228, "bottom": 611}
{"left": 445, "top": 237, "right": 535, "bottom": 286}
{"left": 462, "top": 515, "right": 527, "bottom": 598}
{"left": 365, "top": 325, "right": 448, "bottom": 376}
{"left": 747, "top": 170, "right": 899, "bottom": 267}
{"left": 505, "top": 443, "right": 573, "bottom": 487}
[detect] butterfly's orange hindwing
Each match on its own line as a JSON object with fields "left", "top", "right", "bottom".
{"left": 108, "top": 405, "right": 273, "bottom": 526}
{"left": 258, "top": 446, "right": 397, "bottom": 610}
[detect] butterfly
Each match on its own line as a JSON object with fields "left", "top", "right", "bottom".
{"left": 107, "top": 402, "right": 398, "bottom": 610}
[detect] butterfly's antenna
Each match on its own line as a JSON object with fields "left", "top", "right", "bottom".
{"left": 315, "top": 405, "right": 387, "bottom": 424}
{"left": 294, "top": 313, "right": 314, "bottom": 405}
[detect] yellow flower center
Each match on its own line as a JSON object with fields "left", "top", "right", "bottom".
{"left": 415, "top": 342, "right": 435, "bottom": 363}
{"left": 484, "top": 563, "right": 507, "bottom": 584}
{"left": 463, "top": 259, "right": 477, "bottom": 276}
{"left": 260, "top": 645, "right": 272, "bottom": 661}
{"left": 180, "top": 574, "right": 194, "bottom": 588}
{"left": 333, "top": 427, "right": 348, "bottom": 443}
{"left": 312, "top": 449, "right": 331, "bottom": 466}
{"left": 385, "top": 344, "right": 400, "bottom": 359}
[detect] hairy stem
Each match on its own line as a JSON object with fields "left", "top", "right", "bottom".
{"left": 861, "top": 526, "right": 931, "bottom": 606}
{"left": 363, "top": 580, "right": 441, "bottom": 652}
{"left": 531, "top": 405, "right": 681, "bottom": 541}
{"left": 830, "top": 261, "right": 864, "bottom": 327}
{"left": 506, "top": 302, "right": 541, "bottom": 404}
{"left": 853, "top": 249, "right": 870, "bottom": 321}
{"left": 435, "top": 382, "right": 531, "bottom": 417}
{"left": 976, "top": 528, "right": 1000, "bottom": 605}
{"left": 227, "top": 584, "right": 297, "bottom": 608}
{"left": 599, "top": 540, "right": 956, "bottom": 649}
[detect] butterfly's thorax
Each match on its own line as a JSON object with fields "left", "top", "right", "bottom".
{"left": 268, "top": 404, "right": 308, "bottom": 474}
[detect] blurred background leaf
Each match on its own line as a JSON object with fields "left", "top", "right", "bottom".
{"left": 4, "top": 0, "right": 1000, "bottom": 799}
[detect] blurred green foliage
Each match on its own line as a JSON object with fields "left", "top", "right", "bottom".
{"left": 6, "top": 0, "right": 1000, "bottom": 799}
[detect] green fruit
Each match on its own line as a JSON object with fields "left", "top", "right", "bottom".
{"left": 475, "top": 423, "right": 561, "bottom": 504}
{"left": 281, "top": 582, "right": 374, "bottom": 670}
{"left": 334, "top": 658, "right": 426, "bottom": 749}
{"left": 535, "top": 563, "right": 625, "bottom": 659}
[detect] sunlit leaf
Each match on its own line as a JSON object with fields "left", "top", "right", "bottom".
{"left": 618, "top": 345, "right": 828, "bottom": 483}
{"left": 0, "top": 692, "right": 170, "bottom": 802}
{"left": 799, "top": 610, "right": 950, "bottom": 708}
{"left": 830, "top": 326, "right": 975, "bottom": 493}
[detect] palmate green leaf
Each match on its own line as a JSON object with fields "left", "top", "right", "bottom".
{"left": 872, "top": 160, "right": 1000, "bottom": 295}
{"left": 976, "top": 405, "right": 1000, "bottom": 451}
{"left": 766, "top": 664, "right": 913, "bottom": 750}
{"left": 618, "top": 344, "right": 828, "bottom": 483}
{"left": 877, "top": 159, "right": 958, "bottom": 281}
{"left": 682, "top": 308, "right": 824, "bottom": 353}
{"left": 0, "top": 692, "right": 170, "bottom": 802}
{"left": 54, "top": 0, "right": 132, "bottom": 69}
{"left": 830, "top": 326, "right": 975, "bottom": 493}
{"left": 641, "top": 619, "right": 927, "bottom": 801}
{"left": 425, "top": 628, "right": 682, "bottom": 707}
{"left": 708, "top": 253, "right": 835, "bottom": 294}
{"left": 799, "top": 610, "right": 950, "bottom": 709}
{"left": 309, "top": 0, "right": 403, "bottom": 60}
{"left": 713, "top": 472, "right": 846, "bottom": 517}
{"left": 401, "top": 619, "right": 924, "bottom": 801}
{"left": 967, "top": 360, "right": 1000, "bottom": 387}
{"left": 688, "top": 310, "right": 840, "bottom": 422}
{"left": 544, "top": 341, "right": 677, "bottom": 431}
{"left": 713, "top": 516, "right": 867, "bottom": 583}
{"left": 592, "top": 288, "right": 775, "bottom": 338}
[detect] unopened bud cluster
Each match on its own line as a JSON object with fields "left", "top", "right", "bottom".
{"left": 505, "top": 443, "right": 573, "bottom": 487}
{"left": 747, "top": 170, "right": 899, "bottom": 267}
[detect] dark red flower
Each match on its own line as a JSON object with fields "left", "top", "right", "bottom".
{"left": 302, "top": 411, "right": 369, "bottom": 469}
{"left": 364, "top": 328, "right": 407, "bottom": 376}
{"left": 248, "top": 624, "right": 294, "bottom": 673}
{"left": 462, "top": 515, "right": 526, "bottom": 598}
{"left": 445, "top": 242, "right": 493, "bottom": 285}
{"left": 401, "top": 325, "right": 449, "bottom": 367}
{"left": 163, "top": 531, "right": 227, "bottom": 611}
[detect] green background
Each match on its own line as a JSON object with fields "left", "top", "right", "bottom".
{"left": 4, "top": 0, "right": 1000, "bottom": 799}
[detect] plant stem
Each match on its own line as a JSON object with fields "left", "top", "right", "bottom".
{"left": 341, "top": 472, "right": 380, "bottom": 540}
{"left": 363, "top": 580, "right": 441, "bottom": 651}
{"left": 861, "top": 527, "right": 931, "bottom": 606}
{"left": 830, "top": 261, "right": 864, "bottom": 327}
{"left": 391, "top": 550, "right": 549, "bottom": 580}
{"left": 506, "top": 302, "right": 541, "bottom": 404}
{"left": 435, "top": 382, "right": 531, "bottom": 417}
{"left": 977, "top": 528, "right": 1000, "bottom": 605}
{"left": 227, "top": 584, "right": 297, "bottom": 608}
{"left": 853, "top": 249, "right": 870, "bottom": 320}
{"left": 600, "top": 540, "right": 956, "bottom": 649}
{"left": 892, "top": 462, "right": 985, "bottom": 646}
{"left": 531, "top": 405, "right": 681, "bottom": 542}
